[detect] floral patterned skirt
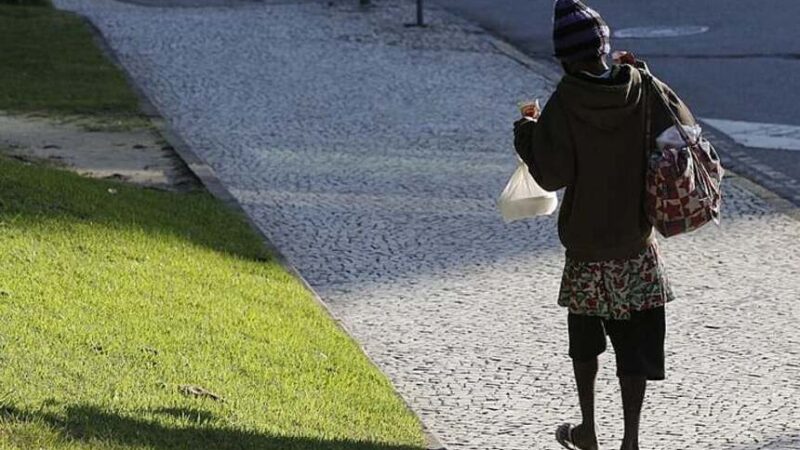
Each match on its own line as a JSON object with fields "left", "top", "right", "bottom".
{"left": 558, "top": 241, "right": 674, "bottom": 320}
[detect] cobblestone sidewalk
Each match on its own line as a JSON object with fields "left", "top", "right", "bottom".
{"left": 53, "top": 0, "right": 800, "bottom": 448}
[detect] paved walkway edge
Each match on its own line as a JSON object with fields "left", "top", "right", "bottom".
{"left": 81, "top": 14, "right": 447, "bottom": 450}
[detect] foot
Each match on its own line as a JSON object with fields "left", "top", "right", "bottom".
{"left": 556, "top": 423, "right": 598, "bottom": 450}
{"left": 571, "top": 423, "right": 598, "bottom": 450}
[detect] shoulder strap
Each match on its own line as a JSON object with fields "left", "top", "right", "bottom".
{"left": 642, "top": 70, "right": 653, "bottom": 156}
{"left": 638, "top": 68, "right": 694, "bottom": 145}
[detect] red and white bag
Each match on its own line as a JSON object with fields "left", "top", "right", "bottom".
{"left": 642, "top": 71, "right": 724, "bottom": 237}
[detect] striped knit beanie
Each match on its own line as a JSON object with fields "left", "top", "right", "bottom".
{"left": 553, "top": 0, "right": 611, "bottom": 63}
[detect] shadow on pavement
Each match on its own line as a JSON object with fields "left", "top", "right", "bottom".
{"left": 725, "top": 434, "right": 800, "bottom": 450}
{"left": 114, "top": 0, "right": 325, "bottom": 7}
{"left": 0, "top": 404, "right": 424, "bottom": 450}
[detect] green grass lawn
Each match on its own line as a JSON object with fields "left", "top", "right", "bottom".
{"left": 0, "top": 1, "right": 147, "bottom": 129}
{"left": 0, "top": 156, "right": 427, "bottom": 450}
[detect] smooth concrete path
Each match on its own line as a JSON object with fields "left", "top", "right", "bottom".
{"left": 55, "top": 0, "right": 800, "bottom": 448}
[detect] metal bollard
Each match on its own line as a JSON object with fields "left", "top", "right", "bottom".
{"left": 404, "top": 0, "right": 425, "bottom": 27}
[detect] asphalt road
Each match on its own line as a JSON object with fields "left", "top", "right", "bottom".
{"left": 433, "top": 0, "right": 800, "bottom": 205}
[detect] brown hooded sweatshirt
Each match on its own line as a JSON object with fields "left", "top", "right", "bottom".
{"left": 514, "top": 63, "right": 695, "bottom": 262}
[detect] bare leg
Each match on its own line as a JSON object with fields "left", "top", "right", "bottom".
{"left": 571, "top": 358, "right": 599, "bottom": 450}
{"left": 619, "top": 376, "right": 647, "bottom": 450}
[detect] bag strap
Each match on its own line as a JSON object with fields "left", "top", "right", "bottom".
{"left": 638, "top": 68, "right": 695, "bottom": 145}
{"left": 643, "top": 71, "right": 653, "bottom": 157}
{"left": 639, "top": 68, "right": 716, "bottom": 198}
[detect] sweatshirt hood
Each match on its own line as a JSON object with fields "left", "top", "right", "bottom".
{"left": 557, "top": 64, "right": 644, "bottom": 131}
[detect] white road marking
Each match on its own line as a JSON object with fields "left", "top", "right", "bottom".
{"left": 614, "top": 26, "right": 710, "bottom": 39}
{"left": 702, "top": 118, "right": 800, "bottom": 152}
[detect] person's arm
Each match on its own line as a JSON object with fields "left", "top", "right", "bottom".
{"left": 513, "top": 94, "right": 574, "bottom": 191}
{"left": 513, "top": 118, "right": 537, "bottom": 164}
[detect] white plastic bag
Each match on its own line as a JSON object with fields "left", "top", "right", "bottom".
{"left": 656, "top": 124, "right": 702, "bottom": 151}
{"left": 497, "top": 158, "right": 558, "bottom": 223}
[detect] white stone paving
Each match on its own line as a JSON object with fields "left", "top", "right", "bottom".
{"left": 54, "top": 0, "right": 800, "bottom": 448}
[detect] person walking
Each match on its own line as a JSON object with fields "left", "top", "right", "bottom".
{"left": 513, "top": 1, "right": 698, "bottom": 449}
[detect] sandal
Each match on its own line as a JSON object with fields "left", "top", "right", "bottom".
{"left": 556, "top": 423, "right": 592, "bottom": 450}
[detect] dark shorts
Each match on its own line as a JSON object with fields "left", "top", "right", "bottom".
{"left": 568, "top": 307, "right": 666, "bottom": 380}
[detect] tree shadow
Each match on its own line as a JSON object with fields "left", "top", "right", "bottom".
{"left": 0, "top": 404, "right": 425, "bottom": 450}
{"left": 1, "top": 153, "right": 564, "bottom": 287}
{"left": 0, "top": 155, "right": 271, "bottom": 263}
{"left": 724, "top": 433, "right": 800, "bottom": 450}
{"left": 150, "top": 406, "right": 218, "bottom": 425}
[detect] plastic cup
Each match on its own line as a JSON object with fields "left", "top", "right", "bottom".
{"left": 517, "top": 99, "right": 540, "bottom": 118}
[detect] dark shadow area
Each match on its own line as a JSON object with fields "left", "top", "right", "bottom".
{"left": 0, "top": 155, "right": 271, "bottom": 263}
{"left": 150, "top": 407, "right": 218, "bottom": 425}
{"left": 1, "top": 153, "right": 565, "bottom": 288}
{"left": 114, "top": 0, "right": 326, "bottom": 8}
{"left": 725, "top": 434, "right": 800, "bottom": 450}
{"left": 0, "top": 404, "right": 425, "bottom": 450}
{"left": 0, "top": 0, "right": 51, "bottom": 6}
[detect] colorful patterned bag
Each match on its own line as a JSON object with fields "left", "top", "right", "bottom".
{"left": 642, "top": 71, "right": 724, "bottom": 237}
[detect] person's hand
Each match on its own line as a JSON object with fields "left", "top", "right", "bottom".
{"left": 519, "top": 100, "right": 541, "bottom": 121}
{"left": 521, "top": 105, "right": 540, "bottom": 120}
{"left": 612, "top": 50, "right": 637, "bottom": 65}
{"left": 514, "top": 116, "right": 537, "bottom": 130}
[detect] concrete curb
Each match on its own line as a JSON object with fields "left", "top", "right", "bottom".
{"left": 726, "top": 172, "right": 800, "bottom": 222}
{"left": 80, "top": 14, "right": 447, "bottom": 450}
{"left": 700, "top": 126, "right": 800, "bottom": 220}
{"left": 487, "top": 36, "right": 562, "bottom": 87}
